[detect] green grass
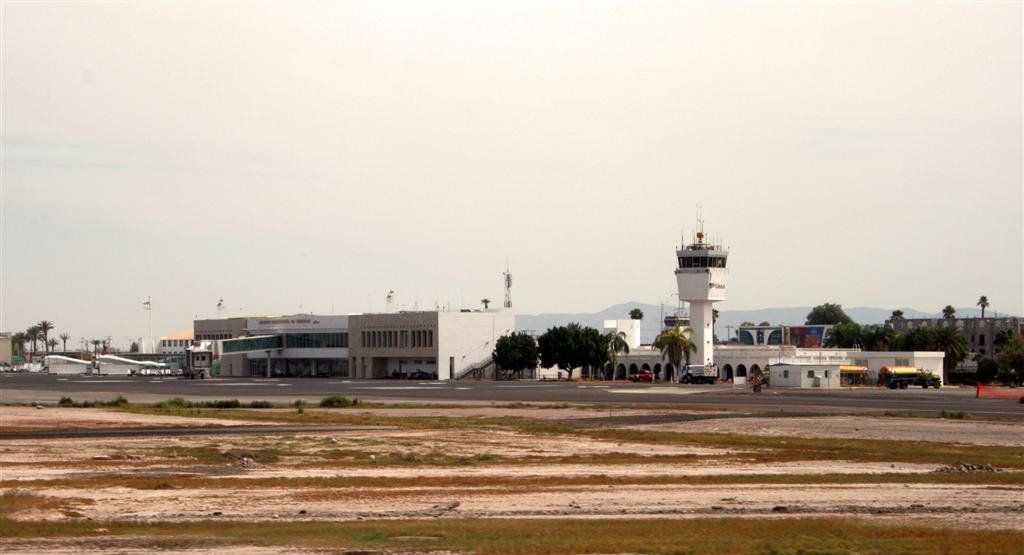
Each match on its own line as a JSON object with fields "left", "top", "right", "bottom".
{"left": 2, "top": 516, "right": 1022, "bottom": 554}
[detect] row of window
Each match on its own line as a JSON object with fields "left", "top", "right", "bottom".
{"left": 222, "top": 335, "right": 282, "bottom": 353}
{"left": 161, "top": 339, "right": 191, "bottom": 347}
{"left": 678, "top": 255, "right": 728, "bottom": 269}
{"left": 197, "top": 333, "right": 233, "bottom": 340}
{"left": 361, "top": 329, "right": 433, "bottom": 349}
{"left": 284, "top": 333, "right": 348, "bottom": 349}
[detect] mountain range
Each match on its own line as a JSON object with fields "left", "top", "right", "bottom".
{"left": 515, "top": 302, "right": 1014, "bottom": 343}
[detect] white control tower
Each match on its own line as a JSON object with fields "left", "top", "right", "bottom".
{"left": 674, "top": 219, "right": 728, "bottom": 371}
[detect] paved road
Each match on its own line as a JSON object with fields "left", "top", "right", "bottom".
{"left": 2, "top": 374, "right": 1023, "bottom": 418}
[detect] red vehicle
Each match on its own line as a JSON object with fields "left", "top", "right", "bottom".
{"left": 629, "top": 372, "right": 654, "bottom": 382}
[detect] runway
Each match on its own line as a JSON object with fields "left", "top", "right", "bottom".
{"left": 2, "top": 374, "right": 1022, "bottom": 418}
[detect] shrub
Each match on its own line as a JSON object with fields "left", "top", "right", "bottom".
{"left": 319, "top": 395, "right": 353, "bottom": 408}
{"left": 247, "top": 400, "right": 273, "bottom": 409}
{"left": 57, "top": 397, "right": 75, "bottom": 407}
{"left": 940, "top": 410, "right": 967, "bottom": 420}
{"left": 204, "top": 399, "right": 242, "bottom": 409}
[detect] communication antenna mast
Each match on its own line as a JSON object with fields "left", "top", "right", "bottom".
{"left": 216, "top": 298, "right": 224, "bottom": 315}
{"left": 503, "top": 261, "right": 513, "bottom": 309}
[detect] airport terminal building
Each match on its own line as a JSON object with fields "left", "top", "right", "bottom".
{"left": 211, "top": 310, "right": 515, "bottom": 380}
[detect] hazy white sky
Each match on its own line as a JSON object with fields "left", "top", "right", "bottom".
{"left": 2, "top": 2, "right": 1022, "bottom": 346}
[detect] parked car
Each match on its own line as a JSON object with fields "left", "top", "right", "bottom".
{"left": 629, "top": 372, "right": 654, "bottom": 382}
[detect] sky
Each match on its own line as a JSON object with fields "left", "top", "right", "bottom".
{"left": 2, "top": 2, "right": 1022, "bottom": 348}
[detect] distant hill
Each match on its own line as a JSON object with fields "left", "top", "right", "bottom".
{"left": 515, "top": 303, "right": 1010, "bottom": 343}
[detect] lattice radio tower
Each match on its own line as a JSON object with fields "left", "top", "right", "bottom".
{"left": 503, "top": 262, "right": 513, "bottom": 309}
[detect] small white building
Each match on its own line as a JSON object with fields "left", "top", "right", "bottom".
{"left": 45, "top": 355, "right": 92, "bottom": 375}
{"left": 770, "top": 363, "right": 842, "bottom": 389}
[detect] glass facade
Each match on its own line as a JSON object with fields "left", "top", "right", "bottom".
{"left": 248, "top": 358, "right": 348, "bottom": 377}
{"left": 223, "top": 335, "right": 282, "bottom": 353}
{"left": 284, "top": 332, "right": 348, "bottom": 349}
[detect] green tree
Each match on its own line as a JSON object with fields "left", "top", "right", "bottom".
{"left": 26, "top": 326, "right": 41, "bottom": 359}
{"left": 859, "top": 324, "right": 895, "bottom": 351}
{"left": 492, "top": 332, "right": 539, "bottom": 379}
{"left": 942, "top": 305, "right": 956, "bottom": 320}
{"left": 995, "top": 332, "right": 1024, "bottom": 386}
{"left": 653, "top": 326, "right": 696, "bottom": 379}
{"left": 629, "top": 308, "right": 644, "bottom": 320}
{"left": 10, "top": 332, "right": 27, "bottom": 357}
{"left": 739, "top": 321, "right": 755, "bottom": 327}
{"left": 933, "top": 326, "right": 969, "bottom": 378}
{"left": 976, "top": 358, "right": 998, "bottom": 384}
{"left": 826, "top": 321, "right": 862, "bottom": 348}
{"left": 59, "top": 333, "right": 71, "bottom": 353}
{"left": 976, "top": 296, "right": 989, "bottom": 318}
{"left": 890, "top": 309, "right": 904, "bottom": 321}
{"left": 758, "top": 321, "right": 771, "bottom": 327}
{"left": 805, "top": 303, "right": 852, "bottom": 325}
{"left": 995, "top": 328, "right": 1018, "bottom": 352}
{"left": 537, "top": 323, "right": 605, "bottom": 380}
{"left": 604, "top": 331, "right": 629, "bottom": 380}
{"left": 37, "top": 320, "right": 55, "bottom": 354}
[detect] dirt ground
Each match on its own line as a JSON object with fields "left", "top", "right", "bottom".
{"left": 0, "top": 406, "right": 276, "bottom": 431}
{"left": 623, "top": 415, "right": 1024, "bottom": 446}
{"left": 2, "top": 406, "right": 1023, "bottom": 553}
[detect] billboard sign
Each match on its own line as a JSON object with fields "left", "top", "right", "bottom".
{"left": 787, "top": 325, "right": 828, "bottom": 348}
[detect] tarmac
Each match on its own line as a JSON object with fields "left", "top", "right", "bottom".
{"left": 2, "top": 373, "right": 1023, "bottom": 418}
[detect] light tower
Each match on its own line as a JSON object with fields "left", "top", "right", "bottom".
{"left": 674, "top": 217, "right": 728, "bottom": 373}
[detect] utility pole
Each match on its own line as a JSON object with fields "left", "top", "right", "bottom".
{"left": 143, "top": 296, "right": 152, "bottom": 354}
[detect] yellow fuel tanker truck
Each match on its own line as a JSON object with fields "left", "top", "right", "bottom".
{"left": 877, "top": 366, "right": 942, "bottom": 389}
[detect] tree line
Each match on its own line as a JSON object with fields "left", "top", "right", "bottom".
{"left": 493, "top": 308, "right": 696, "bottom": 380}
{"left": 809, "top": 301, "right": 1022, "bottom": 386}
{"left": 9, "top": 321, "right": 101, "bottom": 361}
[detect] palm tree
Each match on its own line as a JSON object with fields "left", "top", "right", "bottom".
{"left": 90, "top": 339, "right": 102, "bottom": 358}
{"left": 712, "top": 309, "right": 720, "bottom": 342}
{"left": 481, "top": 298, "right": 491, "bottom": 310}
{"left": 37, "top": 321, "right": 55, "bottom": 354}
{"left": 931, "top": 326, "right": 969, "bottom": 380}
{"left": 890, "top": 309, "right": 904, "bottom": 321}
{"left": 653, "top": 326, "right": 696, "bottom": 382}
{"left": 26, "top": 326, "right": 41, "bottom": 360}
{"left": 46, "top": 338, "right": 58, "bottom": 354}
{"left": 10, "top": 332, "right": 27, "bottom": 358}
{"left": 942, "top": 305, "right": 956, "bottom": 320}
{"left": 604, "top": 331, "right": 629, "bottom": 380}
{"left": 977, "top": 296, "right": 989, "bottom": 318}
{"left": 59, "top": 333, "right": 71, "bottom": 353}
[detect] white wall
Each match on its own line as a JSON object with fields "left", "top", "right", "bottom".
{"left": 437, "top": 310, "right": 516, "bottom": 380}
{"left": 603, "top": 319, "right": 641, "bottom": 349}
{"left": 770, "top": 364, "right": 842, "bottom": 388}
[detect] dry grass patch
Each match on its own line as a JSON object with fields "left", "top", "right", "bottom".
{"left": 2, "top": 516, "right": 1024, "bottom": 554}
{"left": 5, "top": 471, "right": 1023, "bottom": 493}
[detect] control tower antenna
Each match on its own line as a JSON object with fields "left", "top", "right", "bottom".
{"left": 503, "top": 260, "right": 513, "bottom": 309}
